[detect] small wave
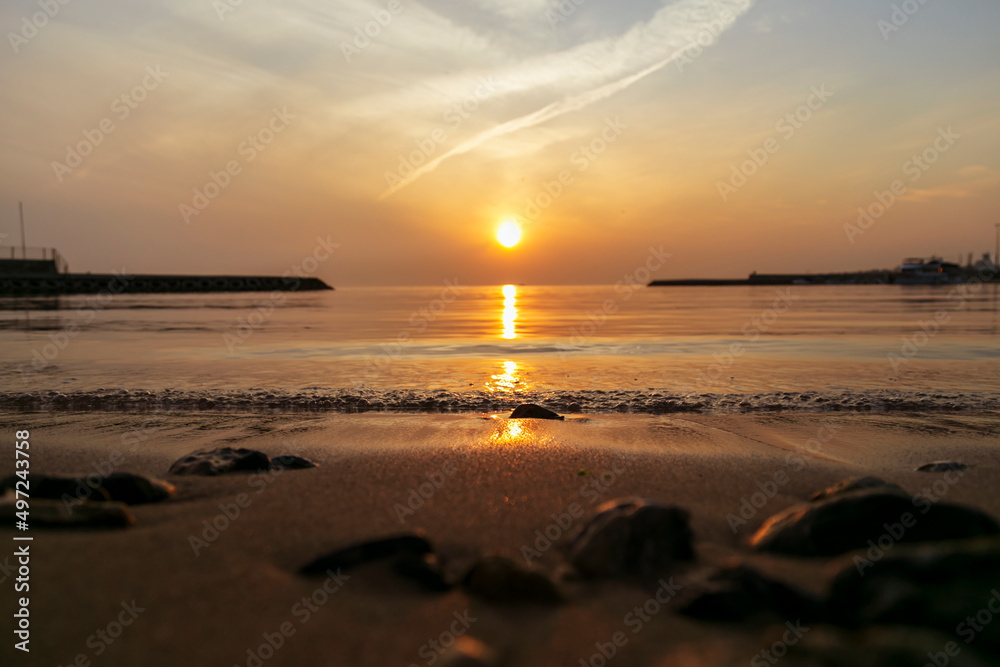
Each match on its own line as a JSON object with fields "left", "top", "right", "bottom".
{"left": 1, "top": 388, "right": 996, "bottom": 415}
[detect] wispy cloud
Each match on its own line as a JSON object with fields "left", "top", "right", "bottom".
{"left": 900, "top": 166, "right": 1000, "bottom": 203}
{"left": 380, "top": 0, "right": 757, "bottom": 197}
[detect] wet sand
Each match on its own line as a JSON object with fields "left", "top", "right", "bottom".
{"left": 3, "top": 410, "right": 1000, "bottom": 666}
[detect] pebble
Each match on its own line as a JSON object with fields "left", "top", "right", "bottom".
{"left": 508, "top": 404, "right": 564, "bottom": 420}
{"left": 677, "top": 563, "right": 823, "bottom": 623}
{"left": 917, "top": 461, "right": 971, "bottom": 473}
{"left": 439, "top": 636, "right": 499, "bottom": 667}
{"left": 810, "top": 477, "right": 907, "bottom": 502}
{"left": 1, "top": 497, "right": 134, "bottom": 528}
{"left": 1, "top": 472, "right": 175, "bottom": 505}
{"left": 269, "top": 455, "right": 317, "bottom": 470}
{"left": 300, "top": 534, "right": 433, "bottom": 576}
{"left": 168, "top": 447, "right": 271, "bottom": 476}
{"left": 750, "top": 491, "right": 999, "bottom": 557}
{"left": 463, "top": 556, "right": 564, "bottom": 603}
{"left": 568, "top": 497, "right": 695, "bottom": 579}
{"left": 828, "top": 538, "right": 1000, "bottom": 651}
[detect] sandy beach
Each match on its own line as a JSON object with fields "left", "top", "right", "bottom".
{"left": 4, "top": 410, "right": 1000, "bottom": 666}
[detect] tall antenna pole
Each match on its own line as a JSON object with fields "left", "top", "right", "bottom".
{"left": 18, "top": 201, "right": 26, "bottom": 260}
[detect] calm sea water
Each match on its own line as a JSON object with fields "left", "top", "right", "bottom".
{"left": 0, "top": 284, "right": 997, "bottom": 413}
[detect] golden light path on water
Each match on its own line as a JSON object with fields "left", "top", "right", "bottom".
{"left": 501, "top": 284, "right": 517, "bottom": 340}
{"left": 483, "top": 286, "right": 536, "bottom": 445}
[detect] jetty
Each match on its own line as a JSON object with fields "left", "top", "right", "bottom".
{"left": 0, "top": 247, "right": 332, "bottom": 296}
{"left": 650, "top": 271, "right": 892, "bottom": 287}
{"left": 650, "top": 256, "right": 998, "bottom": 287}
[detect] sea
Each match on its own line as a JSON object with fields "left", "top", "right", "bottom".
{"left": 0, "top": 284, "right": 997, "bottom": 414}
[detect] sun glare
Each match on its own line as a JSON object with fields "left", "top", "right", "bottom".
{"left": 497, "top": 221, "right": 522, "bottom": 248}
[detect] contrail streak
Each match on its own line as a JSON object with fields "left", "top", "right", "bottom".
{"left": 381, "top": 0, "right": 755, "bottom": 198}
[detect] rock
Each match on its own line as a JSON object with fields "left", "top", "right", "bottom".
{"left": 439, "top": 636, "right": 499, "bottom": 667}
{"left": 463, "top": 556, "right": 563, "bottom": 603}
{"left": 750, "top": 492, "right": 999, "bottom": 557}
{"left": 828, "top": 538, "right": 1000, "bottom": 650}
{"left": 568, "top": 497, "right": 695, "bottom": 579}
{"left": 1, "top": 497, "right": 133, "bottom": 528}
{"left": 269, "top": 455, "right": 317, "bottom": 470}
{"left": 1, "top": 472, "right": 175, "bottom": 505}
{"left": 99, "top": 473, "right": 176, "bottom": 503}
{"left": 391, "top": 552, "right": 458, "bottom": 592}
{"left": 917, "top": 461, "right": 971, "bottom": 473}
{"left": 509, "top": 404, "right": 564, "bottom": 420}
{"left": 300, "top": 534, "right": 433, "bottom": 576}
{"left": 810, "top": 477, "right": 907, "bottom": 502}
{"left": 759, "top": 626, "right": 996, "bottom": 667}
{"left": 677, "top": 564, "right": 824, "bottom": 623}
{"left": 168, "top": 447, "right": 270, "bottom": 476}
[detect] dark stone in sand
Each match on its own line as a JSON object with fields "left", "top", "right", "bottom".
{"left": 828, "top": 538, "right": 1000, "bottom": 649}
{"left": 508, "top": 404, "right": 564, "bottom": 420}
{"left": 392, "top": 552, "right": 454, "bottom": 592}
{"left": 750, "top": 492, "right": 1000, "bottom": 557}
{"left": 568, "top": 497, "right": 695, "bottom": 579}
{"left": 810, "top": 477, "right": 907, "bottom": 502}
{"left": 300, "top": 534, "right": 433, "bottom": 576}
{"left": 1, "top": 497, "right": 134, "bottom": 528}
{"left": 168, "top": 447, "right": 270, "bottom": 476}
{"left": 917, "top": 461, "right": 971, "bottom": 473}
{"left": 677, "top": 564, "right": 824, "bottom": 623}
{"left": 1, "top": 472, "right": 175, "bottom": 505}
{"left": 462, "top": 556, "right": 564, "bottom": 603}
{"left": 269, "top": 455, "right": 317, "bottom": 470}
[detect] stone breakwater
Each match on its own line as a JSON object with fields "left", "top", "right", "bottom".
{"left": 0, "top": 273, "right": 332, "bottom": 296}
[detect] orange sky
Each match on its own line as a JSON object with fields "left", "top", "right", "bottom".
{"left": 1, "top": 0, "right": 999, "bottom": 285}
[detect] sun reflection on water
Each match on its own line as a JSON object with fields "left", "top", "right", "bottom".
{"left": 501, "top": 284, "right": 517, "bottom": 340}
{"left": 486, "top": 360, "right": 520, "bottom": 393}
{"left": 489, "top": 418, "right": 531, "bottom": 445}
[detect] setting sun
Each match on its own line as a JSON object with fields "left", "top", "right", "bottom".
{"left": 497, "top": 221, "right": 522, "bottom": 248}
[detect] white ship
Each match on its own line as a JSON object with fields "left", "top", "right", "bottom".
{"left": 894, "top": 257, "right": 964, "bottom": 285}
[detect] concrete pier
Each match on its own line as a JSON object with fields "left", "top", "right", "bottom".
{"left": 0, "top": 272, "right": 332, "bottom": 296}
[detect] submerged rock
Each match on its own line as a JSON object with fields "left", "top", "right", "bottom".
{"left": 509, "top": 404, "right": 564, "bottom": 420}
{"left": 568, "top": 497, "right": 695, "bottom": 579}
{"left": 810, "top": 477, "right": 907, "bottom": 502}
{"left": 677, "top": 564, "right": 824, "bottom": 623}
{"left": 917, "top": 461, "right": 971, "bottom": 473}
{"left": 269, "top": 455, "right": 317, "bottom": 470}
{"left": 1, "top": 472, "right": 175, "bottom": 505}
{"left": 828, "top": 538, "right": 1000, "bottom": 650}
{"left": 750, "top": 492, "right": 1000, "bottom": 557}
{"left": 1, "top": 497, "right": 134, "bottom": 528}
{"left": 168, "top": 447, "right": 270, "bottom": 476}
{"left": 300, "top": 534, "right": 433, "bottom": 576}
{"left": 463, "top": 556, "right": 564, "bottom": 603}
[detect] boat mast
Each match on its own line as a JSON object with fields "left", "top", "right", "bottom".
{"left": 18, "top": 201, "right": 26, "bottom": 260}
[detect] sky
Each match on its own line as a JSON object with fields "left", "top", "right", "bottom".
{"left": 0, "top": 0, "right": 998, "bottom": 286}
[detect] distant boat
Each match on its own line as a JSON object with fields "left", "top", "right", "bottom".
{"left": 894, "top": 257, "right": 964, "bottom": 285}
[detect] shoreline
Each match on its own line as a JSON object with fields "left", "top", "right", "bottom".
{"left": 2, "top": 388, "right": 998, "bottom": 415}
{"left": 3, "top": 411, "right": 1000, "bottom": 665}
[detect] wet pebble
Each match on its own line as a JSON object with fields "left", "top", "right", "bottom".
{"left": 168, "top": 447, "right": 271, "bottom": 476}
{"left": 509, "top": 404, "right": 564, "bottom": 420}
{"left": 568, "top": 497, "right": 695, "bottom": 580}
